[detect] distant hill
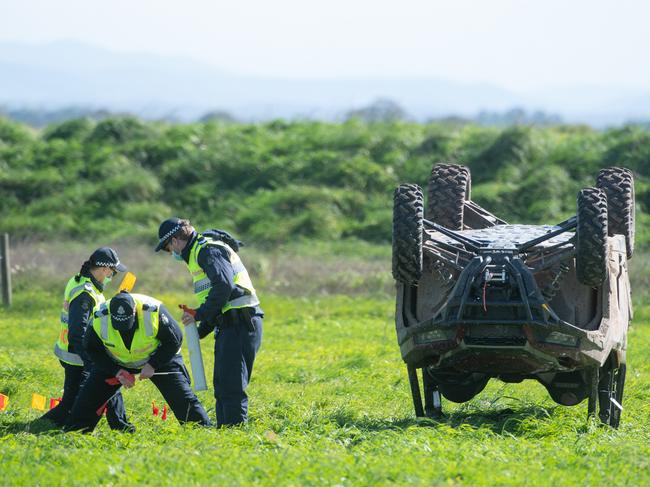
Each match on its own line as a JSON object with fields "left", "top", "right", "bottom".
{"left": 0, "top": 40, "right": 649, "bottom": 125}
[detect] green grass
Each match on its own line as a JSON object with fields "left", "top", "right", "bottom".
{"left": 1, "top": 284, "right": 650, "bottom": 486}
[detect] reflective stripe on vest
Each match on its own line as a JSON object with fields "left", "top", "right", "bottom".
{"left": 55, "top": 276, "right": 105, "bottom": 366}
{"left": 93, "top": 294, "right": 161, "bottom": 369}
{"left": 193, "top": 256, "right": 247, "bottom": 294}
{"left": 187, "top": 235, "right": 260, "bottom": 313}
{"left": 53, "top": 343, "right": 83, "bottom": 366}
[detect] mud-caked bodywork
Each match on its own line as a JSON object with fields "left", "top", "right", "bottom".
{"left": 392, "top": 164, "right": 635, "bottom": 427}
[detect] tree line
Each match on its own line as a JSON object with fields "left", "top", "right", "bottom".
{"left": 0, "top": 116, "right": 648, "bottom": 247}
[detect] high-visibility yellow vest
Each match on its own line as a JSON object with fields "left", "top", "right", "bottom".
{"left": 92, "top": 294, "right": 163, "bottom": 369}
{"left": 54, "top": 276, "right": 105, "bottom": 366}
{"left": 187, "top": 234, "right": 259, "bottom": 313}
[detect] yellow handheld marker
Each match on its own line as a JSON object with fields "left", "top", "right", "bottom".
{"left": 116, "top": 272, "right": 137, "bottom": 294}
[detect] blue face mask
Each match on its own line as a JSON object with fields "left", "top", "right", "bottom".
{"left": 172, "top": 250, "right": 183, "bottom": 261}
{"left": 104, "top": 275, "right": 112, "bottom": 284}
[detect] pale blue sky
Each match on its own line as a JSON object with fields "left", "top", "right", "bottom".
{"left": 1, "top": 0, "right": 648, "bottom": 92}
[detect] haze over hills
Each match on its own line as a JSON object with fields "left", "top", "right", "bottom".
{"left": 0, "top": 40, "right": 648, "bottom": 125}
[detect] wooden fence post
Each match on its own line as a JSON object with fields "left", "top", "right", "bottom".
{"left": 1, "top": 233, "right": 11, "bottom": 307}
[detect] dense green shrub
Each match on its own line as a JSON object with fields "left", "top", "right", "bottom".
{"left": 42, "top": 118, "right": 94, "bottom": 141}
{"left": 86, "top": 117, "right": 157, "bottom": 145}
{"left": 0, "top": 117, "right": 647, "bottom": 248}
{"left": 0, "top": 117, "right": 33, "bottom": 146}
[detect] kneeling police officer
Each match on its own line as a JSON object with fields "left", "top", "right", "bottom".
{"left": 65, "top": 291, "right": 210, "bottom": 432}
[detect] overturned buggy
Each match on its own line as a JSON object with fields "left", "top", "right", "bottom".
{"left": 392, "top": 164, "right": 635, "bottom": 427}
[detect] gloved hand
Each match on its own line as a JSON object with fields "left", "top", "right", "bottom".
{"left": 179, "top": 304, "right": 197, "bottom": 325}
{"left": 116, "top": 369, "right": 136, "bottom": 388}
{"left": 140, "top": 363, "right": 155, "bottom": 380}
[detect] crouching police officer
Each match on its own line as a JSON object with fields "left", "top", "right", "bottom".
{"left": 42, "top": 247, "right": 131, "bottom": 430}
{"left": 64, "top": 291, "right": 210, "bottom": 432}
{"left": 155, "top": 218, "right": 263, "bottom": 427}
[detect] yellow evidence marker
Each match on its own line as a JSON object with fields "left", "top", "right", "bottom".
{"left": 116, "top": 272, "right": 137, "bottom": 294}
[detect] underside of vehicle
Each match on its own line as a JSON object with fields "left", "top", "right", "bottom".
{"left": 392, "top": 164, "right": 635, "bottom": 427}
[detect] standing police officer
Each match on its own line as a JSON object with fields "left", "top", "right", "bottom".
{"left": 64, "top": 291, "right": 210, "bottom": 432}
{"left": 42, "top": 247, "right": 132, "bottom": 431}
{"left": 155, "top": 218, "right": 263, "bottom": 427}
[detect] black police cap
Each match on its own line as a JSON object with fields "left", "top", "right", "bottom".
{"left": 89, "top": 247, "right": 127, "bottom": 272}
{"left": 110, "top": 292, "right": 136, "bottom": 331}
{"left": 155, "top": 217, "right": 184, "bottom": 252}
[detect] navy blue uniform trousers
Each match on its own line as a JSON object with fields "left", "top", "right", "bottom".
{"left": 213, "top": 311, "right": 263, "bottom": 426}
{"left": 41, "top": 360, "right": 130, "bottom": 430}
{"left": 65, "top": 355, "right": 210, "bottom": 432}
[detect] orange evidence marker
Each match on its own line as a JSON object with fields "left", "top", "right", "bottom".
{"left": 96, "top": 402, "right": 108, "bottom": 416}
{"left": 0, "top": 393, "right": 8, "bottom": 411}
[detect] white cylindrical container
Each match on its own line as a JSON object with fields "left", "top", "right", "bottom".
{"left": 184, "top": 323, "right": 208, "bottom": 391}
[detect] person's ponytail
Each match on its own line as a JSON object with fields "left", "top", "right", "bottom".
{"left": 75, "top": 260, "right": 92, "bottom": 282}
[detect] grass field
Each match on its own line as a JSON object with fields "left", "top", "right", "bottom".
{"left": 1, "top": 244, "right": 649, "bottom": 486}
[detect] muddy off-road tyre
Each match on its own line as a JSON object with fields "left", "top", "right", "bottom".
{"left": 427, "top": 163, "right": 471, "bottom": 230}
{"left": 596, "top": 167, "right": 635, "bottom": 259}
{"left": 392, "top": 184, "right": 423, "bottom": 285}
{"left": 576, "top": 187, "right": 608, "bottom": 287}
